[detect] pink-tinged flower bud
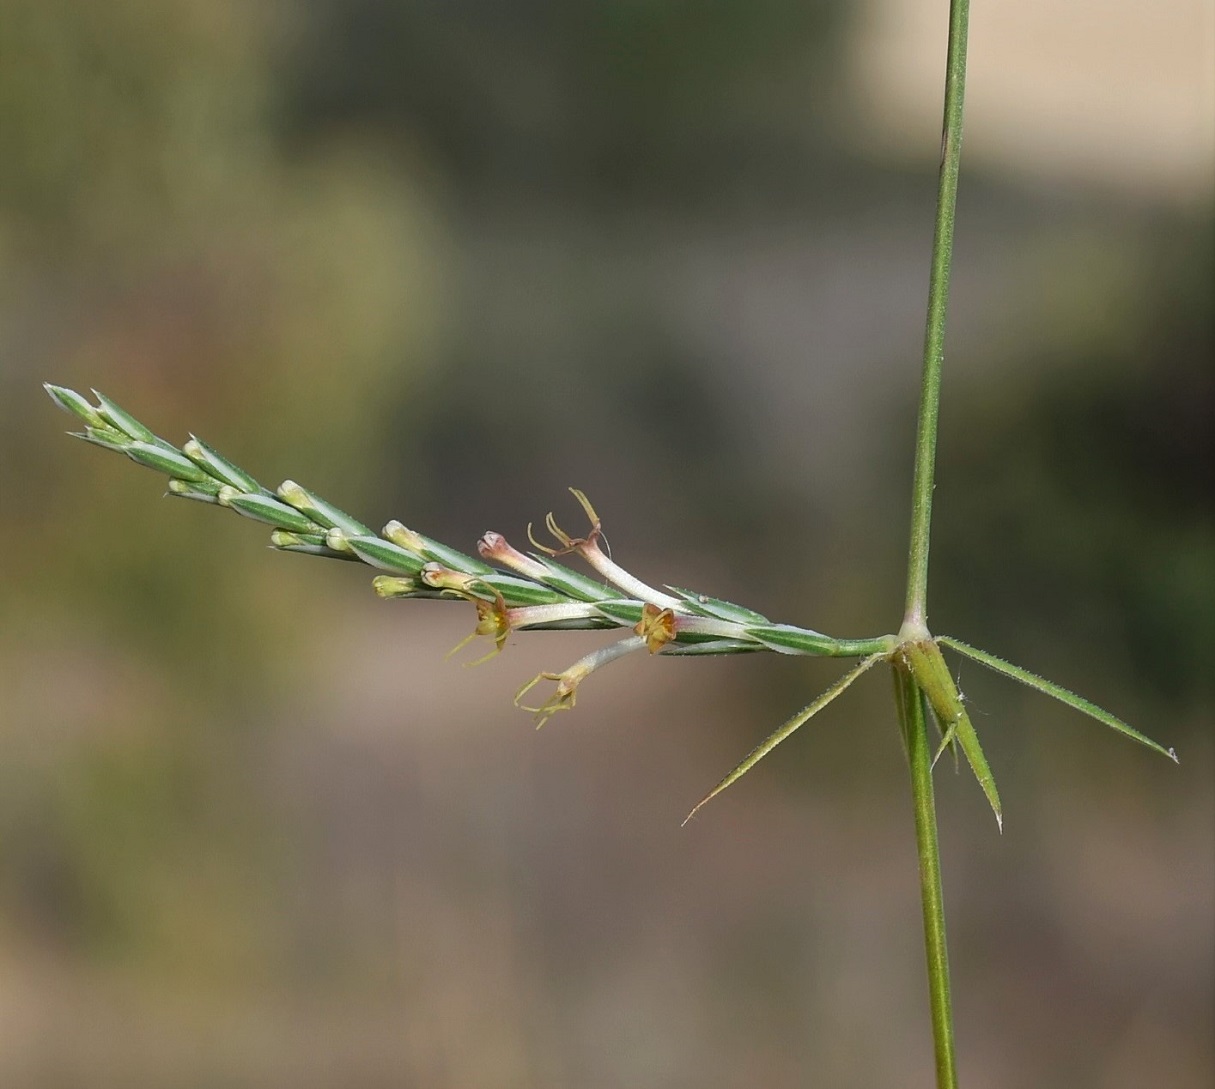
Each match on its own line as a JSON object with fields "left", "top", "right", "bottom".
{"left": 478, "top": 532, "right": 552, "bottom": 580}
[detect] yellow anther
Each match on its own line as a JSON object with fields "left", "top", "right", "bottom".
{"left": 633, "top": 603, "right": 676, "bottom": 653}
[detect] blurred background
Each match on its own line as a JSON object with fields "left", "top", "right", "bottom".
{"left": 1, "top": 1, "right": 1212, "bottom": 1085}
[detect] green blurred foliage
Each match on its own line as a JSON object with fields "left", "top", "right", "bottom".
{"left": 1, "top": 0, "right": 436, "bottom": 1007}
{"left": 935, "top": 219, "right": 1214, "bottom": 702}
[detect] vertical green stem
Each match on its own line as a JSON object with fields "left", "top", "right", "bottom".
{"left": 894, "top": 665, "right": 959, "bottom": 1089}
{"left": 904, "top": 0, "right": 971, "bottom": 632}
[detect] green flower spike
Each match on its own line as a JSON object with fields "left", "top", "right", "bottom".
{"left": 45, "top": 383, "right": 1176, "bottom": 833}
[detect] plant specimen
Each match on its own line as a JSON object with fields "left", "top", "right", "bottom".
{"left": 45, "top": 1, "right": 1177, "bottom": 1084}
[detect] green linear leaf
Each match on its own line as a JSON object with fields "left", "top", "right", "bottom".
{"left": 902, "top": 640, "right": 1002, "bottom": 829}
{"left": 937, "top": 636, "right": 1178, "bottom": 763}
{"left": 683, "top": 653, "right": 883, "bottom": 825}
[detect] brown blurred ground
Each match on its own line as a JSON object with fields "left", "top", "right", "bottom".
{"left": 1, "top": 1, "right": 1212, "bottom": 1086}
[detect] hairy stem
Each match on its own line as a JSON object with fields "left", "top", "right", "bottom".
{"left": 895, "top": 666, "right": 959, "bottom": 1089}
{"left": 904, "top": 0, "right": 971, "bottom": 632}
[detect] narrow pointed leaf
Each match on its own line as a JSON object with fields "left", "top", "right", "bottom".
{"left": 902, "top": 639, "right": 1003, "bottom": 829}
{"left": 938, "top": 636, "right": 1178, "bottom": 762}
{"left": 683, "top": 653, "right": 882, "bottom": 825}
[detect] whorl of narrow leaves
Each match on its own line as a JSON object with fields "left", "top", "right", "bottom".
{"left": 46, "top": 383, "right": 1176, "bottom": 825}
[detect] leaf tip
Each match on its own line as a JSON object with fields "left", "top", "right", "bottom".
{"left": 680, "top": 799, "right": 709, "bottom": 828}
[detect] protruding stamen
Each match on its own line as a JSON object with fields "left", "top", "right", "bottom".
{"left": 634, "top": 603, "right": 676, "bottom": 653}
{"left": 514, "top": 635, "right": 647, "bottom": 727}
{"left": 530, "top": 489, "right": 681, "bottom": 610}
